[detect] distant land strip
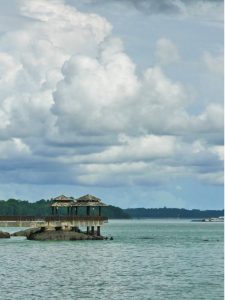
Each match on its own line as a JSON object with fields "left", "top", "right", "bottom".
{"left": 0, "top": 199, "right": 223, "bottom": 219}
{"left": 124, "top": 208, "right": 224, "bottom": 219}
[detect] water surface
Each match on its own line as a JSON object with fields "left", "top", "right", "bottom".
{"left": 0, "top": 219, "right": 223, "bottom": 300}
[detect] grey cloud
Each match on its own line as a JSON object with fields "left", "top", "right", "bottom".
{"left": 69, "top": 0, "right": 223, "bottom": 17}
{"left": 123, "top": 0, "right": 181, "bottom": 15}
{"left": 124, "top": 0, "right": 222, "bottom": 13}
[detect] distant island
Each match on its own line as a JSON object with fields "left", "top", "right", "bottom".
{"left": 124, "top": 207, "right": 224, "bottom": 219}
{"left": 0, "top": 199, "right": 223, "bottom": 219}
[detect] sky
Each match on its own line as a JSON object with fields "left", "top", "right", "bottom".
{"left": 0, "top": 0, "right": 223, "bottom": 209}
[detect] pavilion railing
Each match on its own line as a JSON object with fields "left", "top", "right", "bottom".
{"left": 0, "top": 216, "right": 108, "bottom": 222}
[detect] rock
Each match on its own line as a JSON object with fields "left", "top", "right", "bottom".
{"left": 27, "top": 230, "right": 105, "bottom": 241}
{"left": 11, "top": 228, "right": 40, "bottom": 237}
{"left": 0, "top": 231, "right": 10, "bottom": 238}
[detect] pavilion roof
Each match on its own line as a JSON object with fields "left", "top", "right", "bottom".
{"left": 50, "top": 195, "right": 75, "bottom": 207}
{"left": 73, "top": 194, "right": 107, "bottom": 207}
{"left": 52, "top": 195, "right": 74, "bottom": 201}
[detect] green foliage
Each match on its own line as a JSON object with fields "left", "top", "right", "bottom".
{"left": 105, "top": 205, "right": 131, "bottom": 219}
{"left": 0, "top": 199, "right": 130, "bottom": 219}
{"left": 0, "top": 199, "right": 223, "bottom": 219}
{"left": 124, "top": 208, "right": 224, "bottom": 218}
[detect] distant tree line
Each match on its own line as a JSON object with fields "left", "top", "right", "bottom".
{"left": 0, "top": 199, "right": 130, "bottom": 219}
{"left": 124, "top": 207, "right": 224, "bottom": 219}
{"left": 0, "top": 199, "right": 223, "bottom": 219}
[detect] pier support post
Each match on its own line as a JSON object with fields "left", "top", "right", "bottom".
{"left": 97, "top": 226, "right": 100, "bottom": 236}
{"left": 55, "top": 226, "right": 62, "bottom": 231}
{"left": 91, "top": 226, "right": 95, "bottom": 235}
{"left": 87, "top": 226, "right": 90, "bottom": 234}
{"left": 71, "top": 226, "right": 79, "bottom": 232}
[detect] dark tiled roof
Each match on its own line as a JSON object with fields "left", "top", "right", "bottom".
{"left": 74, "top": 194, "right": 107, "bottom": 206}
{"left": 52, "top": 195, "right": 74, "bottom": 201}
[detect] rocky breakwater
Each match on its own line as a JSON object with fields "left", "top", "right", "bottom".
{"left": 11, "top": 228, "right": 40, "bottom": 237}
{"left": 27, "top": 229, "right": 106, "bottom": 241}
{"left": 0, "top": 231, "right": 10, "bottom": 238}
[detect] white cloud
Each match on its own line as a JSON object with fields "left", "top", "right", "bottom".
{"left": 191, "top": 104, "right": 224, "bottom": 135}
{"left": 203, "top": 51, "right": 224, "bottom": 76}
{"left": 209, "top": 146, "right": 224, "bottom": 161}
{"left": 52, "top": 37, "right": 139, "bottom": 135}
{"left": 0, "top": 0, "right": 223, "bottom": 192}
{"left": 198, "top": 172, "right": 224, "bottom": 185}
{"left": 59, "top": 134, "right": 177, "bottom": 164}
{"left": 0, "top": 138, "right": 30, "bottom": 159}
{"left": 154, "top": 38, "right": 180, "bottom": 66}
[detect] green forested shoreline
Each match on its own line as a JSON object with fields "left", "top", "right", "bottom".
{"left": 0, "top": 199, "right": 130, "bottom": 219}
{"left": 124, "top": 208, "right": 224, "bottom": 219}
{"left": 0, "top": 199, "right": 223, "bottom": 219}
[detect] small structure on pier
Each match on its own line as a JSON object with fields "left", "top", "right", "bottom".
{"left": 75, "top": 194, "right": 107, "bottom": 216}
{"left": 74, "top": 194, "right": 107, "bottom": 235}
{"left": 50, "top": 195, "right": 75, "bottom": 215}
{"left": 50, "top": 194, "right": 108, "bottom": 236}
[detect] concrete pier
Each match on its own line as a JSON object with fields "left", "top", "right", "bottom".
{"left": 0, "top": 194, "right": 109, "bottom": 241}
{"left": 0, "top": 216, "right": 108, "bottom": 231}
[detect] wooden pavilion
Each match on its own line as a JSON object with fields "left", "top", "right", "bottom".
{"left": 73, "top": 194, "right": 107, "bottom": 235}
{"left": 50, "top": 195, "right": 75, "bottom": 215}
{"left": 75, "top": 194, "right": 107, "bottom": 215}
{"left": 50, "top": 194, "right": 108, "bottom": 236}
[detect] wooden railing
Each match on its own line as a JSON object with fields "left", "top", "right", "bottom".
{"left": 0, "top": 216, "right": 108, "bottom": 222}
{"left": 45, "top": 216, "right": 108, "bottom": 222}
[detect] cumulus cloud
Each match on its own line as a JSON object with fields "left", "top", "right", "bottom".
{"left": 154, "top": 38, "right": 180, "bottom": 66}
{"left": 0, "top": 0, "right": 223, "bottom": 192}
{"left": 203, "top": 51, "right": 224, "bottom": 76}
{"left": 52, "top": 37, "right": 139, "bottom": 136}
{"left": 59, "top": 135, "right": 177, "bottom": 164}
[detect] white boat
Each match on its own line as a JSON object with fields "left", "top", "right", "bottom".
{"left": 203, "top": 216, "right": 224, "bottom": 222}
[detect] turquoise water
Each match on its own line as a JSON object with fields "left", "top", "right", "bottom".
{"left": 0, "top": 219, "right": 223, "bottom": 300}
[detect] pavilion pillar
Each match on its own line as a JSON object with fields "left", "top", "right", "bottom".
{"left": 75, "top": 207, "right": 78, "bottom": 216}
{"left": 87, "top": 226, "right": 90, "bottom": 234}
{"left": 91, "top": 226, "right": 95, "bottom": 235}
{"left": 67, "top": 207, "right": 70, "bottom": 215}
{"left": 87, "top": 206, "right": 90, "bottom": 216}
{"left": 51, "top": 207, "right": 54, "bottom": 215}
{"left": 97, "top": 226, "right": 101, "bottom": 236}
{"left": 99, "top": 206, "right": 102, "bottom": 216}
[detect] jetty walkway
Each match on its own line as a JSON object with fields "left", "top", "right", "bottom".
{"left": 0, "top": 215, "right": 107, "bottom": 230}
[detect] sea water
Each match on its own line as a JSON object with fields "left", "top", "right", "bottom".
{"left": 0, "top": 219, "right": 223, "bottom": 300}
